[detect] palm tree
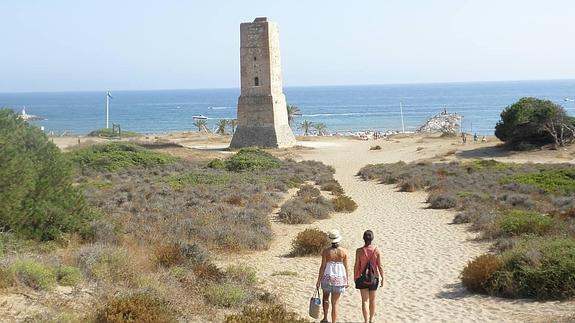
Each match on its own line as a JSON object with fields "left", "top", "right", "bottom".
{"left": 299, "top": 120, "right": 313, "bottom": 136}
{"left": 193, "top": 119, "right": 208, "bottom": 132}
{"left": 287, "top": 104, "right": 301, "bottom": 128}
{"left": 230, "top": 119, "right": 237, "bottom": 135}
{"left": 215, "top": 119, "right": 229, "bottom": 135}
{"left": 314, "top": 122, "right": 328, "bottom": 136}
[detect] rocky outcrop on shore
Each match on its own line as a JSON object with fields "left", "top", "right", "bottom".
{"left": 417, "top": 110, "right": 461, "bottom": 134}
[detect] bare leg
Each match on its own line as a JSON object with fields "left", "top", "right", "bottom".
{"left": 369, "top": 290, "right": 377, "bottom": 322}
{"left": 322, "top": 292, "right": 330, "bottom": 322}
{"left": 360, "top": 289, "right": 369, "bottom": 323}
{"left": 331, "top": 292, "right": 341, "bottom": 323}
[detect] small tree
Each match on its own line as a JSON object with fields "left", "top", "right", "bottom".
{"left": 495, "top": 97, "right": 574, "bottom": 149}
{"left": 193, "top": 119, "right": 209, "bottom": 132}
{"left": 539, "top": 110, "right": 575, "bottom": 149}
{"left": 299, "top": 120, "right": 313, "bottom": 136}
{"left": 314, "top": 122, "right": 328, "bottom": 136}
{"left": 215, "top": 119, "right": 229, "bottom": 135}
{"left": 287, "top": 104, "right": 301, "bottom": 128}
{"left": 0, "top": 109, "right": 93, "bottom": 240}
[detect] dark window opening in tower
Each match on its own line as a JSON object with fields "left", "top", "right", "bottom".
{"left": 254, "top": 56, "right": 257, "bottom": 61}
{"left": 254, "top": 77, "right": 259, "bottom": 86}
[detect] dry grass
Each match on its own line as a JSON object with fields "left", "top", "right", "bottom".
{"left": 332, "top": 195, "right": 358, "bottom": 212}
{"left": 96, "top": 291, "right": 176, "bottom": 323}
{"left": 289, "top": 228, "right": 330, "bottom": 257}
{"left": 461, "top": 255, "right": 502, "bottom": 293}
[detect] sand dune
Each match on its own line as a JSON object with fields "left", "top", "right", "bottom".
{"left": 215, "top": 136, "right": 575, "bottom": 322}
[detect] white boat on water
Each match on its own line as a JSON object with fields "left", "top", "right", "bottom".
{"left": 564, "top": 98, "right": 574, "bottom": 102}
{"left": 192, "top": 115, "right": 208, "bottom": 120}
{"left": 18, "top": 107, "right": 43, "bottom": 121}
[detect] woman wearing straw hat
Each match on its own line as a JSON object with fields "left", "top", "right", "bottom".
{"left": 316, "top": 229, "right": 350, "bottom": 323}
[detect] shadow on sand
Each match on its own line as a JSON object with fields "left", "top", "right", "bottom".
{"left": 456, "top": 144, "right": 517, "bottom": 160}
{"left": 436, "top": 283, "right": 474, "bottom": 300}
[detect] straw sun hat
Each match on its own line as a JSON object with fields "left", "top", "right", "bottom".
{"left": 328, "top": 229, "right": 342, "bottom": 243}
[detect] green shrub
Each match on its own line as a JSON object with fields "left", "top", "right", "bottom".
{"left": 290, "top": 228, "right": 329, "bottom": 256}
{"left": 87, "top": 128, "right": 139, "bottom": 138}
{"left": 461, "top": 255, "right": 502, "bottom": 293}
{"left": 68, "top": 143, "right": 176, "bottom": 171}
{"left": 96, "top": 291, "right": 176, "bottom": 323}
{"left": 225, "top": 148, "right": 280, "bottom": 172}
{"left": 495, "top": 97, "right": 573, "bottom": 149}
{"left": 486, "top": 237, "right": 575, "bottom": 299}
{"left": 225, "top": 303, "right": 310, "bottom": 323}
{"left": 498, "top": 210, "right": 555, "bottom": 236}
{"left": 207, "top": 158, "right": 226, "bottom": 170}
{"left": 501, "top": 169, "right": 575, "bottom": 194}
{"left": 10, "top": 260, "right": 56, "bottom": 290}
{"left": 56, "top": 265, "right": 82, "bottom": 286}
{"left": 332, "top": 195, "right": 358, "bottom": 212}
{"left": 166, "top": 172, "right": 271, "bottom": 190}
{"left": 0, "top": 109, "right": 93, "bottom": 240}
{"left": 204, "top": 283, "right": 250, "bottom": 308}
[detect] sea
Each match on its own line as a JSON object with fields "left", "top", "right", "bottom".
{"left": 1, "top": 80, "right": 574, "bottom": 136}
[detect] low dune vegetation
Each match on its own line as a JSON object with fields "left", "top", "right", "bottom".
{"left": 278, "top": 181, "right": 357, "bottom": 225}
{"left": 87, "top": 128, "right": 140, "bottom": 138}
{"left": 0, "top": 114, "right": 331, "bottom": 322}
{"left": 358, "top": 159, "right": 575, "bottom": 300}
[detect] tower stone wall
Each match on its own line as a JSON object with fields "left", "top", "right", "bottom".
{"left": 230, "top": 17, "right": 296, "bottom": 148}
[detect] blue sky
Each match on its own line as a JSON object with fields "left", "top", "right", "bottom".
{"left": 1, "top": 0, "right": 574, "bottom": 92}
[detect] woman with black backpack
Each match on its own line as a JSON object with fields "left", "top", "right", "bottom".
{"left": 354, "top": 230, "right": 384, "bottom": 323}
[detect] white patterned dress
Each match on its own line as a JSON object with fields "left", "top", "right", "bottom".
{"left": 321, "top": 261, "right": 347, "bottom": 293}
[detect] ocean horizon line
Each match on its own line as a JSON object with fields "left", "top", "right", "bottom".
{"left": 1, "top": 77, "right": 574, "bottom": 95}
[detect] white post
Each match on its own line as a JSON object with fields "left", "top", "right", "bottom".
{"left": 106, "top": 90, "right": 109, "bottom": 129}
{"left": 400, "top": 101, "right": 405, "bottom": 133}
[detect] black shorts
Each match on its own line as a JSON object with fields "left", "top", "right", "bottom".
{"left": 355, "top": 277, "right": 379, "bottom": 291}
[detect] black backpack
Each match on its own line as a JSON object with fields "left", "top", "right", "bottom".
{"left": 358, "top": 247, "right": 377, "bottom": 286}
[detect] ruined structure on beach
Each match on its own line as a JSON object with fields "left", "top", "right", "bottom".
{"left": 230, "top": 17, "right": 296, "bottom": 148}
{"left": 417, "top": 110, "right": 462, "bottom": 134}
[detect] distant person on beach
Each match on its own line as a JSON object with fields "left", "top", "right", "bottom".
{"left": 316, "top": 229, "right": 349, "bottom": 323}
{"left": 481, "top": 136, "right": 487, "bottom": 142}
{"left": 461, "top": 132, "right": 467, "bottom": 144}
{"left": 355, "top": 230, "right": 384, "bottom": 323}
{"left": 473, "top": 133, "right": 478, "bottom": 142}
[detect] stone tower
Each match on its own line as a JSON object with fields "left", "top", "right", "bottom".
{"left": 230, "top": 17, "right": 296, "bottom": 148}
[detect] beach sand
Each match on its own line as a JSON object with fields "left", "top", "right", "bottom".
{"left": 213, "top": 135, "right": 575, "bottom": 322}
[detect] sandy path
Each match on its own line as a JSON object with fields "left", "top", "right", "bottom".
{"left": 216, "top": 137, "right": 575, "bottom": 322}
